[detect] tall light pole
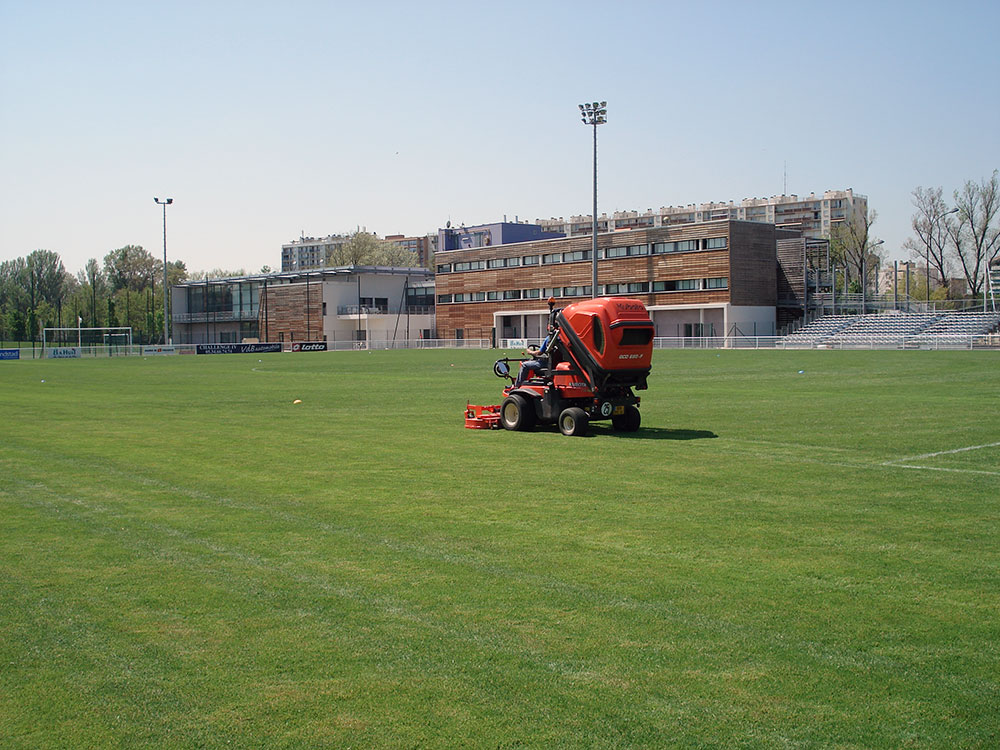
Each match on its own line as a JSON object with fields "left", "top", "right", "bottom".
{"left": 154, "top": 197, "right": 173, "bottom": 344}
{"left": 579, "top": 101, "right": 607, "bottom": 298}
{"left": 862, "top": 239, "right": 884, "bottom": 314}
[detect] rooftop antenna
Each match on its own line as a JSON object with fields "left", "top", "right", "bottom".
{"left": 783, "top": 161, "right": 787, "bottom": 196}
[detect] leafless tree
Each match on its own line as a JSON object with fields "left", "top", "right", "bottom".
{"left": 951, "top": 171, "right": 1000, "bottom": 298}
{"left": 903, "top": 186, "right": 952, "bottom": 292}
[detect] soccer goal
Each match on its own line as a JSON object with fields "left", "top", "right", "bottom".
{"left": 43, "top": 326, "right": 133, "bottom": 356}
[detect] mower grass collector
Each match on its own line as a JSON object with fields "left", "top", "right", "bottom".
{"left": 465, "top": 296, "right": 654, "bottom": 436}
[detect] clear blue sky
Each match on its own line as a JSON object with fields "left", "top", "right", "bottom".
{"left": 2, "top": 0, "right": 998, "bottom": 276}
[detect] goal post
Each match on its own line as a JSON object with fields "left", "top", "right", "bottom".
{"left": 43, "top": 326, "right": 133, "bottom": 355}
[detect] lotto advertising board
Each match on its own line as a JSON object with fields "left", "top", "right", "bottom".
{"left": 290, "top": 342, "right": 327, "bottom": 352}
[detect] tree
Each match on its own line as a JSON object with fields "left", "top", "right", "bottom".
{"left": 0, "top": 258, "right": 29, "bottom": 341}
{"left": 903, "top": 186, "right": 952, "bottom": 293}
{"left": 830, "top": 207, "right": 882, "bottom": 292}
{"left": 104, "top": 245, "right": 157, "bottom": 292}
{"left": 78, "top": 258, "right": 107, "bottom": 327}
{"left": 951, "top": 171, "right": 1000, "bottom": 299}
{"left": 0, "top": 258, "right": 29, "bottom": 312}
{"left": 166, "top": 260, "right": 188, "bottom": 286}
{"left": 326, "top": 231, "right": 418, "bottom": 267}
{"left": 26, "top": 249, "right": 66, "bottom": 310}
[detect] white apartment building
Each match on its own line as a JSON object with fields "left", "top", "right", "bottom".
{"left": 536, "top": 189, "right": 867, "bottom": 241}
{"left": 280, "top": 235, "right": 351, "bottom": 272}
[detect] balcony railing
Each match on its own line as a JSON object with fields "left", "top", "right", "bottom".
{"left": 337, "top": 305, "right": 434, "bottom": 316}
{"left": 173, "top": 309, "right": 258, "bottom": 323}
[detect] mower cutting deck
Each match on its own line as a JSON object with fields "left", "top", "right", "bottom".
{"left": 464, "top": 296, "right": 654, "bottom": 436}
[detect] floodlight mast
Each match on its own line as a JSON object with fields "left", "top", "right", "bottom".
{"left": 154, "top": 197, "right": 174, "bottom": 344}
{"left": 579, "top": 101, "right": 607, "bottom": 298}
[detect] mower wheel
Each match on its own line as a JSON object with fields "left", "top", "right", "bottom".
{"left": 558, "top": 407, "right": 589, "bottom": 437}
{"left": 612, "top": 405, "right": 641, "bottom": 432}
{"left": 501, "top": 394, "right": 536, "bottom": 431}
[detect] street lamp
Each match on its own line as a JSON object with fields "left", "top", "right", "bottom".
{"left": 154, "top": 197, "right": 173, "bottom": 344}
{"left": 579, "top": 101, "right": 607, "bottom": 298}
{"left": 862, "top": 239, "right": 884, "bottom": 314}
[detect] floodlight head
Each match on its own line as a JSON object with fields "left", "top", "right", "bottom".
{"left": 166, "top": 198, "right": 173, "bottom": 205}
{"left": 153, "top": 197, "right": 158, "bottom": 203}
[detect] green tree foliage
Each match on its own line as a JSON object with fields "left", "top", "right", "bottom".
{"left": 166, "top": 260, "right": 188, "bottom": 286}
{"left": 26, "top": 249, "right": 66, "bottom": 309}
{"left": 326, "top": 231, "right": 418, "bottom": 267}
{"left": 104, "top": 245, "right": 159, "bottom": 292}
{"left": 830, "top": 208, "right": 882, "bottom": 286}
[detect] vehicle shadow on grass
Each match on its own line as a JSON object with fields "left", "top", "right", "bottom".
{"left": 586, "top": 425, "right": 718, "bottom": 440}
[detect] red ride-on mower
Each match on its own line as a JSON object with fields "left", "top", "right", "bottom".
{"left": 490, "top": 297, "right": 654, "bottom": 436}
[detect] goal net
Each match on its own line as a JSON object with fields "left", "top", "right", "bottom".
{"left": 43, "top": 326, "right": 133, "bottom": 354}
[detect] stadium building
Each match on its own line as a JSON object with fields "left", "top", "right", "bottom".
{"left": 171, "top": 266, "right": 435, "bottom": 345}
{"left": 434, "top": 219, "right": 799, "bottom": 342}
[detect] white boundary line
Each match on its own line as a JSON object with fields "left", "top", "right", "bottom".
{"left": 882, "top": 441, "right": 1000, "bottom": 476}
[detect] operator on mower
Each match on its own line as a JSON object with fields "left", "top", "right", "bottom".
{"left": 513, "top": 326, "right": 554, "bottom": 387}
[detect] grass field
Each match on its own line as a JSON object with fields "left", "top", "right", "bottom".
{"left": 2, "top": 348, "right": 998, "bottom": 748}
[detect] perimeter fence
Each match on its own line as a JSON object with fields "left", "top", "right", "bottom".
{"left": 6, "top": 334, "right": 1000, "bottom": 360}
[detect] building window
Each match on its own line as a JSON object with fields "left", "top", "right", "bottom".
{"left": 602, "top": 284, "right": 624, "bottom": 295}
{"left": 472, "top": 291, "right": 486, "bottom": 301}
{"left": 704, "top": 277, "right": 728, "bottom": 289}
{"left": 487, "top": 258, "right": 506, "bottom": 269}
{"left": 437, "top": 263, "right": 452, "bottom": 273}
{"left": 628, "top": 244, "right": 649, "bottom": 256}
{"left": 653, "top": 240, "right": 699, "bottom": 254}
{"left": 562, "top": 286, "right": 592, "bottom": 297}
{"left": 453, "top": 260, "right": 485, "bottom": 272}
{"left": 487, "top": 291, "right": 500, "bottom": 300}
{"left": 523, "top": 288, "right": 541, "bottom": 299}
{"left": 507, "top": 257, "right": 520, "bottom": 267}
{"left": 453, "top": 293, "right": 466, "bottom": 302}
{"left": 503, "top": 290, "right": 522, "bottom": 300}
{"left": 627, "top": 282, "right": 649, "bottom": 293}
{"left": 704, "top": 237, "right": 728, "bottom": 250}
{"left": 604, "top": 246, "right": 628, "bottom": 258}
{"left": 653, "top": 279, "right": 701, "bottom": 292}
{"left": 522, "top": 255, "right": 539, "bottom": 265}
{"left": 542, "top": 253, "right": 562, "bottom": 265}
{"left": 563, "top": 250, "right": 592, "bottom": 263}
{"left": 437, "top": 294, "right": 453, "bottom": 303}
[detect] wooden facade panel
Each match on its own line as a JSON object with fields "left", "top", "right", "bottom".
{"left": 258, "top": 283, "right": 324, "bottom": 342}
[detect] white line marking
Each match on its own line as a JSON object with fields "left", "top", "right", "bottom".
{"left": 889, "top": 464, "right": 1000, "bottom": 476}
{"left": 885, "top": 441, "right": 1000, "bottom": 465}
{"left": 882, "top": 441, "right": 1000, "bottom": 476}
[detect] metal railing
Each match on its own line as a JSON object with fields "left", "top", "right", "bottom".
{"left": 336, "top": 305, "right": 434, "bottom": 316}
{"left": 173, "top": 310, "right": 259, "bottom": 323}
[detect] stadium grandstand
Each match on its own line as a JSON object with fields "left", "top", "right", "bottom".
{"left": 781, "top": 311, "right": 1000, "bottom": 348}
